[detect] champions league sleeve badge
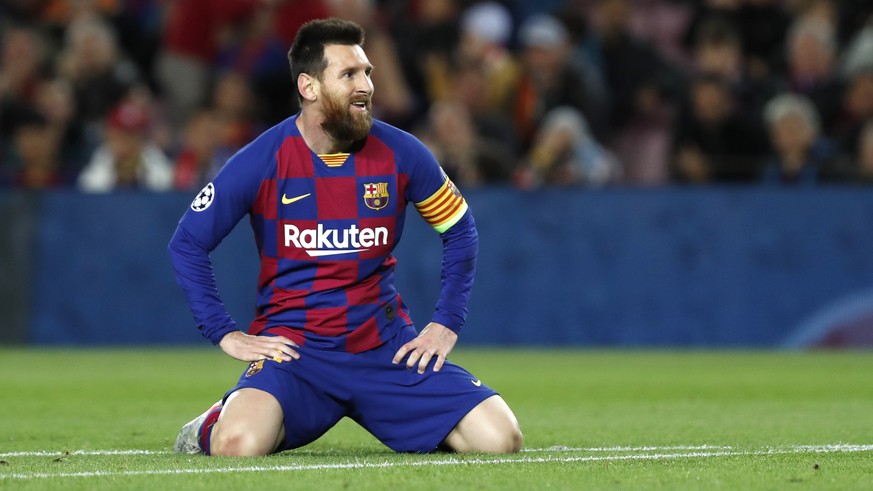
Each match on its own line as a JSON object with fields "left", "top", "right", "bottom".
{"left": 191, "top": 183, "right": 215, "bottom": 212}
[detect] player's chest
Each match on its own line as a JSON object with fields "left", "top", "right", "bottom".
{"left": 275, "top": 174, "right": 403, "bottom": 221}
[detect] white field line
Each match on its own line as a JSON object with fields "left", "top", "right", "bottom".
{"left": 1, "top": 444, "right": 872, "bottom": 480}
{"left": 0, "top": 445, "right": 726, "bottom": 458}
{"left": 0, "top": 449, "right": 170, "bottom": 458}
{"left": 521, "top": 445, "right": 734, "bottom": 453}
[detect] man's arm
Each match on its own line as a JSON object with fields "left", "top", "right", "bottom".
{"left": 392, "top": 211, "right": 478, "bottom": 373}
{"left": 432, "top": 211, "right": 478, "bottom": 333}
{"left": 167, "top": 225, "right": 240, "bottom": 345}
{"left": 167, "top": 131, "right": 299, "bottom": 360}
{"left": 168, "top": 224, "right": 300, "bottom": 362}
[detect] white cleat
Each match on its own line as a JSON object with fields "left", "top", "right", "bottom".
{"left": 173, "top": 401, "right": 222, "bottom": 454}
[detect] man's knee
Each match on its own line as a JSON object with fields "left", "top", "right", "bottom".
{"left": 446, "top": 395, "right": 523, "bottom": 454}
{"left": 479, "top": 421, "right": 523, "bottom": 454}
{"left": 208, "top": 388, "right": 284, "bottom": 457}
{"left": 501, "top": 423, "right": 524, "bottom": 454}
{"left": 210, "top": 424, "right": 273, "bottom": 457}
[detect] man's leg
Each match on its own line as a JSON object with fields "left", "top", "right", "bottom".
{"left": 209, "top": 388, "right": 286, "bottom": 456}
{"left": 442, "top": 395, "right": 523, "bottom": 453}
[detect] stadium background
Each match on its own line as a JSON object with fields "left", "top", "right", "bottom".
{"left": 1, "top": 1, "right": 873, "bottom": 350}
{"left": 2, "top": 186, "right": 872, "bottom": 348}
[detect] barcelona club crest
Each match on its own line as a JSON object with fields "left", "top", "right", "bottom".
{"left": 363, "top": 182, "right": 390, "bottom": 211}
{"left": 245, "top": 359, "right": 265, "bottom": 378}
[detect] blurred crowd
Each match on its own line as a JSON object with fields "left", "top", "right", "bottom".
{"left": 1, "top": 0, "right": 872, "bottom": 191}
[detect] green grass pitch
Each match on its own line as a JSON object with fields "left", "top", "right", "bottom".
{"left": 1, "top": 348, "right": 872, "bottom": 490}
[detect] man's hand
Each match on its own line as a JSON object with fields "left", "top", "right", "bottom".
{"left": 392, "top": 322, "right": 458, "bottom": 374}
{"left": 218, "top": 331, "right": 300, "bottom": 363}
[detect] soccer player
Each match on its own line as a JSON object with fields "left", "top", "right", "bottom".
{"left": 168, "top": 18, "right": 522, "bottom": 457}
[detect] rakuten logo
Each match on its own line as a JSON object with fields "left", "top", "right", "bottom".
{"left": 284, "top": 224, "right": 389, "bottom": 257}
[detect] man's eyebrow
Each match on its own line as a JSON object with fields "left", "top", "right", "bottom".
{"left": 337, "top": 63, "right": 374, "bottom": 75}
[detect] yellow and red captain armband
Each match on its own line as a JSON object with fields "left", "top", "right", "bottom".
{"left": 414, "top": 178, "right": 468, "bottom": 233}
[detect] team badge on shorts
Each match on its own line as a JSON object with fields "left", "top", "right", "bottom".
{"left": 245, "top": 359, "right": 265, "bottom": 377}
{"left": 363, "top": 182, "right": 389, "bottom": 210}
{"left": 191, "top": 182, "right": 215, "bottom": 212}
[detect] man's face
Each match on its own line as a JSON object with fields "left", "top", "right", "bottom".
{"left": 692, "top": 81, "right": 729, "bottom": 124}
{"left": 317, "top": 44, "right": 374, "bottom": 142}
{"left": 771, "top": 113, "right": 813, "bottom": 157}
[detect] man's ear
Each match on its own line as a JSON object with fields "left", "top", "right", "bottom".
{"left": 298, "top": 73, "right": 318, "bottom": 102}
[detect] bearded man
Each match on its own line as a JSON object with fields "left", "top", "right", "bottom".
{"left": 168, "top": 18, "right": 522, "bottom": 457}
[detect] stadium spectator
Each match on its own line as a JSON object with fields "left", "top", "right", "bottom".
{"left": 736, "top": 0, "right": 791, "bottom": 79}
{"left": 597, "top": 0, "right": 694, "bottom": 69}
{"left": 0, "top": 0, "right": 871, "bottom": 190}
{"left": 154, "top": 0, "right": 261, "bottom": 132}
{"left": 669, "top": 74, "right": 765, "bottom": 183}
{"left": 3, "top": 109, "right": 64, "bottom": 189}
{"left": 689, "top": 16, "right": 778, "bottom": 132}
{"left": 0, "top": 24, "right": 49, "bottom": 178}
{"left": 455, "top": 2, "right": 519, "bottom": 119}
{"left": 516, "top": 106, "right": 620, "bottom": 188}
{"left": 448, "top": 58, "right": 521, "bottom": 160}
{"left": 829, "top": 0, "right": 873, "bottom": 48}
{"left": 510, "top": 13, "right": 609, "bottom": 150}
{"left": 840, "top": 17, "right": 873, "bottom": 77}
{"left": 77, "top": 97, "right": 173, "bottom": 192}
{"left": 683, "top": 0, "right": 790, "bottom": 80}
{"left": 30, "top": 77, "right": 89, "bottom": 181}
{"left": 830, "top": 66, "right": 873, "bottom": 155}
{"left": 169, "top": 18, "right": 522, "bottom": 457}
{"left": 389, "top": 0, "right": 461, "bottom": 108}
{"left": 783, "top": 17, "right": 844, "bottom": 137}
{"left": 590, "top": 0, "right": 679, "bottom": 131}
{"left": 210, "top": 71, "right": 261, "bottom": 153}
{"left": 437, "top": 3, "right": 520, "bottom": 157}
{"left": 0, "top": 23, "right": 93, "bottom": 183}
{"left": 760, "top": 92, "right": 839, "bottom": 185}
{"left": 211, "top": 3, "right": 292, "bottom": 127}
{"left": 211, "top": 0, "right": 334, "bottom": 127}
{"left": 417, "top": 99, "right": 516, "bottom": 186}
{"left": 171, "top": 108, "right": 225, "bottom": 191}
{"left": 588, "top": 0, "right": 679, "bottom": 184}
{"left": 0, "top": 24, "right": 47, "bottom": 110}
{"left": 56, "top": 15, "right": 142, "bottom": 135}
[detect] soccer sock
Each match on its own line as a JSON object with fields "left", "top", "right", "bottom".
{"left": 199, "top": 403, "right": 223, "bottom": 456}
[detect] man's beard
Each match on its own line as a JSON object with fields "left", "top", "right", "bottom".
{"left": 320, "top": 90, "right": 373, "bottom": 143}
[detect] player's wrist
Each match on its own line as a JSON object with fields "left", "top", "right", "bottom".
{"left": 208, "top": 325, "right": 240, "bottom": 345}
{"left": 431, "top": 312, "right": 463, "bottom": 335}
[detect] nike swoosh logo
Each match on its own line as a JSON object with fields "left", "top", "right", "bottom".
{"left": 282, "top": 193, "right": 311, "bottom": 205}
{"left": 471, "top": 379, "right": 482, "bottom": 387}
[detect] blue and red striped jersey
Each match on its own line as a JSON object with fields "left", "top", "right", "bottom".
{"left": 169, "top": 114, "right": 477, "bottom": 353}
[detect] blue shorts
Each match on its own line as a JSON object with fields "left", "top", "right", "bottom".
{"left": 225, "top": 326, "right": 498, "bottom": 453}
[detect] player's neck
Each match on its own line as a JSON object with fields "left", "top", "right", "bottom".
{"left": 296, "top": 110, "right": 352, "bottom": 154}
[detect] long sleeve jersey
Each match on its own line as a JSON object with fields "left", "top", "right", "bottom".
{"left": 168, "top": 114, "right": 478, "bottom": 353}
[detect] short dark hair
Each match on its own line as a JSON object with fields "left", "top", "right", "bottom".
{"left": 288, "top": 18, "right": 366, "bottom": 102}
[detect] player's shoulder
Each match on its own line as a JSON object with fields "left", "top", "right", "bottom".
{"left": 215, "top": 115, "right": 299, "bottom": 183}
{"left": 234, "top": 114, "right": 299, "bottom": 159}
{"left": 370, "top": 119, "right": 432, "bottom": 162}
{"left": 369, "top": 119, "right": 430, "bottom": 156}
